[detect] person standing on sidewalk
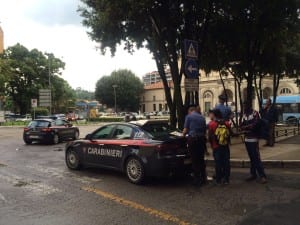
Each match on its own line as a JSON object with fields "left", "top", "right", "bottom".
{"left": 214, "top": 94, "right": 233, "bottom": 121}
{"left": 208, "top": 109, "right": 231, "bottom": 185}
{"left": 183, "top": 106, "right": 207, "bottom": 186}
{"left": 241, "top": 103, "right": 267, "bottom": 184}
{"left": 261, "top": 98, "right": 278, "bottom": 147}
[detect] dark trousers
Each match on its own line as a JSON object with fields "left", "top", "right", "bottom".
{"left": 213, "top": 146, "right": 230, "bottom": 183}
{"left": 267, "top": 122, "right": 275, "bottom": 146}
{"left": 187, "top": 137, "right": 207, "bottom": 183}
{"left": 245, "top": 141, "right": 266, "bottom": 178}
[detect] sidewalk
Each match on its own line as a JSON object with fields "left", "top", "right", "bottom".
{"left": 206, "top": 135, "right": 300, "bottom": 168}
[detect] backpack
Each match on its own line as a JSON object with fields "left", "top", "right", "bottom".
{"left": 214, "top": 120, "right": 230, "bottom": 146}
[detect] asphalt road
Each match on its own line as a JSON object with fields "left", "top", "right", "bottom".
{"left": 0, "top": 126, "right": 299, "bottom": 225}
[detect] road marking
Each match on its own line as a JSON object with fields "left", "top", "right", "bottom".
{"left": 0, "top": 193, "right": 7, "bottom": 203}
{"left": 82, "top": 186, "right": 196, "bottom": 225}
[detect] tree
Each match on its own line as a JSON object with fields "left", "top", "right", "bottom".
{"left": 79, "top": 0, "right": 217, "bottom": 129}
{"left": 201, "top": 0, "right": 300, "bottom": 111}
{"left": 74, "top": 87, "right": 95, "bottom": 100}
{"left": 51, "top": 75, "right": 76, "bottom": 113}
{"left": 95, "top": 69, "right": 143, "bottom": 112}
{"left": 0, "top": 43, "right": 66, "bottom": 114}
{"left": 79, "top": 0, "right": 299, "bottom": 128}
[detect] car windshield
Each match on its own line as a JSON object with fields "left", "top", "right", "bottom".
{"left": 141, "top": 123, "right": 173, "bottom": 138}
{"left": 28, "top": 120, "right": 51, "bottom": 128}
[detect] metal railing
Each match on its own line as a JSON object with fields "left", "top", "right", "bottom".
{"left": 275, "top": 117, "right": 300, "bottom": 139}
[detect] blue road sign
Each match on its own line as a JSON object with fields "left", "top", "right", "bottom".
{"left": 185, "top": 59, "right": 199, "bottom": 78}
{"left": 184, "top": 39, "right": 198, "bottom": 59}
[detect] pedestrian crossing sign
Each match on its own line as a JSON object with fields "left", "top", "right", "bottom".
{"left": 184, "top": 39, "right": 198, "bottom": 59}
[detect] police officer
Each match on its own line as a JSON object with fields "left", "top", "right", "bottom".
{"left": 183, "top": 106, "right": 207, "bottom": 186}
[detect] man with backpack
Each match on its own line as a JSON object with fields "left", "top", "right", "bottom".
{"left": 208, "top": 109, "right": 231, "bottom": 185}
{"left": 241, "top": 103, "right": 267, "bottom": 184}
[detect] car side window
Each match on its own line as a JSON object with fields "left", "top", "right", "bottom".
{"left": 92, "top": 125, "right": 115, "bottom": 139}
{"left": 55, "top": 119, "right": 64, "bottom": 126}
{"left": 112, "top": 125, "right": 133, "bottom": 140}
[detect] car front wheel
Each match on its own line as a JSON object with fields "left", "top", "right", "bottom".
{"left": 125, "top": 157, "right": 145, "bottom": 184}
{"left": 66, "top": 149, "right": 81, "bottom": 170}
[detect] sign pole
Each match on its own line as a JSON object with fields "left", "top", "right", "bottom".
{"left": 184, "top": 39, "right": 199, "bottom": 108}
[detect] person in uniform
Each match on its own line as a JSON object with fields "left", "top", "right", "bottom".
{"left": 183, "top": 106, "right": 207, "bottom": 186}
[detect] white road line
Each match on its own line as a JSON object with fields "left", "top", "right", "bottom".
{"left": 0, "top": 192, "right": 7, "bottom": 203}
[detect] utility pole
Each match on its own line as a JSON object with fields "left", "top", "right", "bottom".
{"left": 48, "top": 55, "right": 52, "bottom": 114}
{"left": 112, "top": 84, "right": 118, "bottom": 114}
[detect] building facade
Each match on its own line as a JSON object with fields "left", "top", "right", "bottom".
{"left": 0, "top": 25, "right": 4, "bottom": 53}
{"left": 142, "top": 69, "right": 172, "bottom": 85}
{"left": 140, "top": 70, "right": 299, "bottom": 114}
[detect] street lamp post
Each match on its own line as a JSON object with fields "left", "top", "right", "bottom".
{"left": 47, "top": 54, "right": 52, "bottom": 114}
{"left": 112, "top": 84, "right": 118, "bottom": 114}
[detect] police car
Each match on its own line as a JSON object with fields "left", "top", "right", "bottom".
{"left": 65, "top": 120, "right": 191, "bottom": 184}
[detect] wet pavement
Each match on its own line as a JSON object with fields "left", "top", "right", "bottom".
{"left": 0, "top": 126, "right": 299, "bottom": 225}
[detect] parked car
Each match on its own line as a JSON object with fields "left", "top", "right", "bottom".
{"left": 16, "top": 114, "right": 32, "bottom": 122}
{"left": 23, "top": 119, "right": 79, "bottom": 144}
{"left": 65, "top": 120, "right": 190, "bottom": 184}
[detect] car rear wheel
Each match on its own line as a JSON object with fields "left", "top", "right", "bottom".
{"left": 66, "top": 149, "right": 81, "bottom": 170}
{"left": 126, "top": 157, "right": 145, "bottom": 184}
{"left": 73, "top": 131, "right": 79, "bottom": 140}
{"left": 24, "top": 138, "right": 32, "bottom": 145}
{"left": 52, "top": 134, "right": 59, "bottom": 144}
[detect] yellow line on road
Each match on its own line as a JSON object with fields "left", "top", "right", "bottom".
{"left": 82, "top": 186, "right": 196, "bottom": 225}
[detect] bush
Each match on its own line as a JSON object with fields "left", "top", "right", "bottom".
{"left": 31, "top": 107, "right": 49, "bottom": 119}
{"left": 88, "top": 117, "right": 124, "bottom": 123}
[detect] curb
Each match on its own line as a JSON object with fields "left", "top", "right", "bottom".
{"left": 205, "top": 159, "right": 300, "bottom": 168}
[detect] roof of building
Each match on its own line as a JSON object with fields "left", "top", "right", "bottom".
{"left": 144, "top": 81, "right": 173, "bottom": 90}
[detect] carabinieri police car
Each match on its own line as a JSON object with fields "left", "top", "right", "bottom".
{"left": 65, "top": 120, "right": 191, "bottom": 184}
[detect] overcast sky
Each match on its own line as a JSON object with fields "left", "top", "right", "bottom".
{"left": 0, "top": 0, "right": 157, "bottom": 91}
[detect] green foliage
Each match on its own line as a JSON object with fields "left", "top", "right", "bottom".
{"left": 75, "top": 87, "right": 95, "bottom": 100}
{"left": 31, "top": 107, "right": 49, "bottom": 118}
{"left": 95, "top": 69, "right": 143, "bottom": 111}
{"left": 88, "top": 117, "right": 124, "bottom": 123}
{"left": 0, "top": 43, "right": 74, "bottom": 114}
{"left": 79, "top": 0, "right": 300, "bottom": 127}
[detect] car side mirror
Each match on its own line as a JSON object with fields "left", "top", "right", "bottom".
{"left": 85, "top": 134, "right": 92, "bottom": 140}
{"left": 67, "top": 123, "right": 73, "bottom": 127}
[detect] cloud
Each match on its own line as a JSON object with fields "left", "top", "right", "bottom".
{"left": 0, "top": 0, "right": 157, "bottom": 91}
{"left": 24, "top": 0, "right": 82, "bottom": 26}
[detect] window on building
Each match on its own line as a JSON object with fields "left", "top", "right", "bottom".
{"left": 142, "top": 104, "right": 145, "bottom": 113}
{"left": 142, "top": 96, "right": 145, "bottom": 102}
{"left": 165, "top": 104, "right": 168, "bottom": 111}
{"left": 159, "top": 104, "right": 163, "bottom": 111}
{"left": 280, "top": 88, "right": 292, "bottom": 95}
{"left": 153, "top": 96, "right": 156, "bottom": 101}
{"left": 153, "top": 104, "right": 156, "bottom": 111}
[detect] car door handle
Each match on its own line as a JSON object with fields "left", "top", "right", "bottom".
{"left": 120, "top": 145, "right": 128, "bottom": 147}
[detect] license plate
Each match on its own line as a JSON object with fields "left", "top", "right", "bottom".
{"left": 184, "top": 158, "right": 192, "bottom": 165}
{"left": 30, "top": 135, "right": 39, "bottom": 139}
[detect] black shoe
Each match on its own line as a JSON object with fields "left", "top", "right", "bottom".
{"left": 245, "top": 176, "right": 257, "bottom": 182}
